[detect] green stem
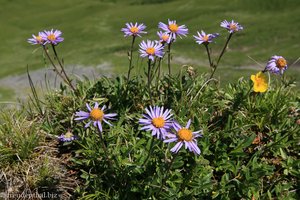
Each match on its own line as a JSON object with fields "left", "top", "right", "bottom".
{"left": 158, "top": 57, "right": 161, "bottom": 80}
{"left": 51, "top": 44, "right": 76, "bottom": 92}
{"left": 209, "top": 33, "right": 233, "bottom": 80}
{"left": 167, "top": 42, "right": 172, "bottom": 75}
{"left": 250, "top": 92, "right": 257, "bottom": 111}
{"left": 204, "top": 44, "right": 213, "bottom": 68}
{"left": 141, "top": 136, "right": 155, "bottom": 167}
{"left": 97, "top": 129, "right": 118, "bottom": 171}
{"left": 156, "top": 153, "right": 177, "bottom": 196}
{"left": 150, "top": 57, "right": 157, "bottom": 82}
{"left": 42, "top": 46, "right": 69, "bottom": 86}
{"left": 155, "top": 58, "right": 162, "bottom": 90}
{"left": 216, "top": 33, "right": 233, "bottom": 65}
{"left": 147, "top": 59, "right": 152, "bottom": 101}
{"left": 127, "top": 36, "right": 136, "bottom": 81}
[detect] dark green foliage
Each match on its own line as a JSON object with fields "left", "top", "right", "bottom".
{"left": 40, "top": 72, "right": 299, "bottom": 199}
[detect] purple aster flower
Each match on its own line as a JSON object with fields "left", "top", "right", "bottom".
{"left": 220, "top": 20, "right": 243, "bottom": 33}
{"left": 193, "top": 30, "right": 219, "bottom": 45}
{"left": 28, "top": 32, "right": 45, "bottom": 45}
{"left": 74, "top": 102, "right": 117, "bottom": 132}
{"left": 158, "top": 19, "right": 188, "bottom": 42}
{"left": 264, "top": 55, "right": 288, "bottom": 75}
{"left": 58, "top": 130, "right": 77, "bottom": 142}
{"left": 40, "top": 29, "right": 64, "bottom": 45}
{"left": 121, "top": 22, "right": 147, "bottom": 37}
{"left": 164, "top": 119, "right": 202, "bottom": 155}
{"left": 139, "top": 40, "right": 164, "bottom": 61}
{"left": 139, "top": 106, "right": 173, "bottom": 140}
{"left": 157, "top": 31, "right": 171, "bottom": 44}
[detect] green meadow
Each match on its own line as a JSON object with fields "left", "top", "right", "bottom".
{"left": 0, "top": 0, "right": 299, "bottom": 101}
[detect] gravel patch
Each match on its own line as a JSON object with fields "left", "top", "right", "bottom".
{"left": 0, "top": 63, "right": 112, "bottom": 101}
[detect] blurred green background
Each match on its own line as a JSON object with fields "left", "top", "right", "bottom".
{"left": 0, "top": 0, "right": 299, "bottom": 101}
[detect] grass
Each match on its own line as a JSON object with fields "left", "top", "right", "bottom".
{"left": 0, "top": 106, "right": 79, "bottom": 198}
{"left": 0, "top": 108, "right": 40, "bottom": 166}
{"left": 0, "top": 87, "right": 14, "bottom": 102}
{"left": 0, "top": 0, "right": 299, "bottom": 77}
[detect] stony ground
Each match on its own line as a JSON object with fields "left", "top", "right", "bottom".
{"left": 0, "top": 63, "right": 112, "bottom": 102}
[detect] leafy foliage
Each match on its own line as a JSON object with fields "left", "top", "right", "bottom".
{"left": 37, "top": 72, "right": 300, "bottom": 199}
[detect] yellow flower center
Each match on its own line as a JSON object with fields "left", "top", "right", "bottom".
{"left": 202, "top": 35, "right": 209, "bottom": 42}
{"left": 90, "top": 108, "right": 104, "bottom": 121}
{"left": 36, "top": 35, "right": 43, "bottom": 42}
{"left": 276, "top": 58, "right": 287, "bottom": 69}
{"left": 169, "top": 23, "right": 178, "bottom": 33}
{"left": 152, "top": 117, "right": 165, "bottom": 128}
{"left": 47, "top": 34, "right": 56, "bottom": 41}
{"left": 65, "top": 131, "right": 74, "bottom": 138}
{"left": 251, "top": 72, "right": 268, "bottom": 93}
{"left": 229, "top": 24, "right": 237, "bottom": 31}
{"left": 162, "top": 34, "right": 169, "bottom": 41}
{"left": 130, "top": 26, "right": 139, "bottom": 34}
{"left": 178, "top": 128, "right": 193, "bottom": 141}
{"left": 146, "top": 47, "right": 155, "bottom": 55}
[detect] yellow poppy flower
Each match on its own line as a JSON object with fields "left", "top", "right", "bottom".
{"left": 250, "top": 72, "right": 268, "bottom": 93}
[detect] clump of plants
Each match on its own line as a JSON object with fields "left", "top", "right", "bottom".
{"left": 13, "top": 18, "right": 300, "bottom": 199}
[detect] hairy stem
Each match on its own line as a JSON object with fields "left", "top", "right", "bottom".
{"left": 167, "top": 42, "right": 172, "bottom": 75}
{"left": 204, "top": 44, "right": 213, "bottom": 68}
{"left": 147, "top": 59, "right": 152, "bottom": 101}
{"left": 156, "top": 153, "right": 177, "bottom": 196}
{"left": 98, "top": 129, "right": 118, "bottom": 173}
{"left": 42, "top": 46, "right": 69, "bottom": 86}
{"left": 155, "top": 57, "right": 162, "bottom": 89}
{"left": 51, "top": 44, "right": 76, "bottom": 92}
{"left": 127, "top": 36, "right": 136, "bottom": 81}
{"left": 209, "top": 33, "right": 233, "bottom": 80}
{"left": 141, "top": 136, "right": 155, "bottom": 167}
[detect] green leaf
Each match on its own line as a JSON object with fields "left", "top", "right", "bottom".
{"left": 230, "top": 134, "right": 256, "bottom": 155}
{"left": 279, "top": 148, "right": 287, "bottom": 160}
